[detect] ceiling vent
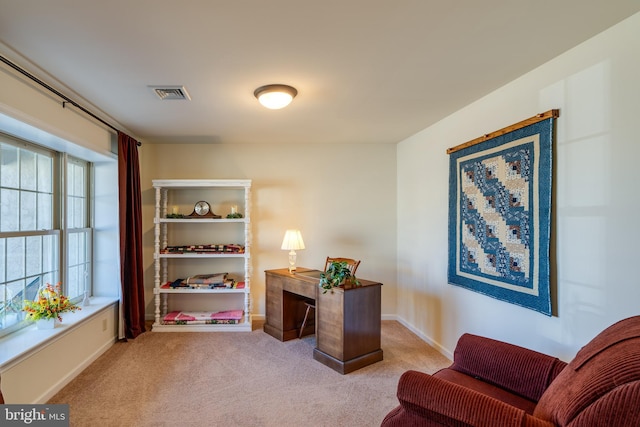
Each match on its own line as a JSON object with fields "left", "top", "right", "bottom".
{"left": 149, "top": 86, "right": 191, "bottom": 101}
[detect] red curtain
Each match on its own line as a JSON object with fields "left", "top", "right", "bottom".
{"left": 118, "top": 132, "right": 146, "bottom": 339}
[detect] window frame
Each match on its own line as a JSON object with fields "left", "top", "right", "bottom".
{"left": 64, "top": 155, "right": 93, "bottom": 301}
{"left": 0, "top": 133, "right": 93, "bottom": 338}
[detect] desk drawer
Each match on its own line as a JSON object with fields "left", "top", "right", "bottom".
{"left": 281, "top": 276, "right": 316, "bottom": 299}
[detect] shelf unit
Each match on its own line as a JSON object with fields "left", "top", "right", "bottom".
{"left": 152, "top": 179, "right": 252, "bottom": 332}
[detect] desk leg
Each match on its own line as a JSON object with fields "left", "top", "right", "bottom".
{"left": 313, "top": 348, "right": 384, "bottom": 375}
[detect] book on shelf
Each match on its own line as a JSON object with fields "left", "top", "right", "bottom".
{"left": 161, "top": 244, "right": 245, "bottom": 254}
{"left": 164, "top": 274, "right": 241, "bottom": 289}
{"left": 162, "top": 310, "right": 243, "bottom": 325}
{"left": 185, "top": 273, "right": 227, "bottom": 285}
{"left": 188, "top": 280, "right": 236, "bottom": 289}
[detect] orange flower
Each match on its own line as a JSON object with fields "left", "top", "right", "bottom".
{"left": 22, "top": 282, "right": 81, "bottom": 322}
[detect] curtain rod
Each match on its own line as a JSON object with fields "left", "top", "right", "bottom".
{"left": 0, "top": 54, "right": 141, "bottom": 146}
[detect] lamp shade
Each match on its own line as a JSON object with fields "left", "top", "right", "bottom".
{"left": 281, "top": 229, "right": 305, "bottom": 251}
{"left": 254, "top": 84, "right": 297, "bottom": 109}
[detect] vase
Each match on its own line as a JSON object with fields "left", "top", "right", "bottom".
{"left": 82, "top": 290, "right": 91, "bottom": 306}
{"left": 36, "top": 318, "right": 56, "bottom": 330}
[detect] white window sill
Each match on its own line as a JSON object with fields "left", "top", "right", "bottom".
{"left": 0, "top": 297, "right": 119, "bottom": 371}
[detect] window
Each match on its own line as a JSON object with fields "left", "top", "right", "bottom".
{"left": 0, "top": 134, "right": 92, "bottom": 337}
{"left": 66, "top": 158, "right": 91, "bottom": 300}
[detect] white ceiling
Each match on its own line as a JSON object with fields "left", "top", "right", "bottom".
{"left": 1, "top": 1, "right": 638, "bottom": 145}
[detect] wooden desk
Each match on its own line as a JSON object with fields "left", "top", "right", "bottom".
{"left": 264, "top": 268, "right": 319, "bottom": 341}
{"left": 264, "top": 268, "right": 383, "bottom": 374}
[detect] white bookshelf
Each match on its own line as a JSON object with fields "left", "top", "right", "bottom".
{"left": 151, "top": 179, "right": 252, "bottom": 332}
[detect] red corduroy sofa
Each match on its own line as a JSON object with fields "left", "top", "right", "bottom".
{"left": 381, "top": 315, "right": 640, "bottom": 426}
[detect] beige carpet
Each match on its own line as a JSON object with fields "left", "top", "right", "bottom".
{"left": 49, "top": 320, "right": 450, "bottom": 427}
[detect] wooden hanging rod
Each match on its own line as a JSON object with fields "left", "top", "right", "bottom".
{"left": 446, "top": 109, "right": 559, "bottom": 155}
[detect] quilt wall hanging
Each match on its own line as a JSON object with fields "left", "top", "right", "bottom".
{"left": 447, "top": 110, "right": 558, "bottom": 316}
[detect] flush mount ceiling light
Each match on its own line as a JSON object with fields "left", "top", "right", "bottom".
{"left": 254, "top": 84, "right": 297, "bottom": 109}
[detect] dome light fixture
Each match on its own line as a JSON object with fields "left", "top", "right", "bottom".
{"left": 254, "top": 84, "right": 298, "bottom": 109}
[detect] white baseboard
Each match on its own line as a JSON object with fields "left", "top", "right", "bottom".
{"left": 387, "top": 315, "right": 453, "bottom": 361}
{"left": 34, "top": 338, "right": 116, "bottom": 403}
{"left": 0, "top": 299, "right": 119, "bottom": 404}
{"left": 145, "top": 312, "right": 452, "bottom": 359}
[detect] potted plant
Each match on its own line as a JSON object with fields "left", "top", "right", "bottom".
{"left": 319, "top": 261, "right": 360, "bottom": 293}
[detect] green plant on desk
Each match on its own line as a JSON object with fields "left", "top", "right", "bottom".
{"left": 319, "top": 261, "right": 360, "bottom": 293}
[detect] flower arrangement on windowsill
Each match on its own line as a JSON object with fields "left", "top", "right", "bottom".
{"left": 23, "top": 282, "right": 81, "bottom": 322}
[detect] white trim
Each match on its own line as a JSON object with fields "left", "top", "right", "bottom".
{"left": 0, "top": 297, "right": 118, "bottom": 372}
{"left": 33, "top": 336, "right": 114, "bottom": 404}
{"left": 389, "top": 314, "right": 454, "bottom": 361}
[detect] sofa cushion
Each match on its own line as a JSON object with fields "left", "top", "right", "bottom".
{"left": 450, "top": 333, "right": 567, "bottom": 402}
{"left": 534, "top": 316, "right": 640, "bottom": 426}
{"left": 385, "top": 370, "right": 546, "bottom": 427}
{"left": 434, "top": 368, "right": 537, "bottom": 414}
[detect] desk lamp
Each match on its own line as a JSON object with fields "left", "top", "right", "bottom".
{"left": 281, "top": 229, "right": 305, "bottom": 273}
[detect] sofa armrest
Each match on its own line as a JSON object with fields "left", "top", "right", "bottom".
{"left": 450, "top": 334, "right": 567, "bottom": 401}
{"left": 389, "top": 370, "right": 554, "bottom": 427}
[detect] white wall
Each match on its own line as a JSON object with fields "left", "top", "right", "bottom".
{"left": 0, "top": 58, "right": 114, "bottom": 160}
{"left": 0, "top": 50, "right": 121, "bottom": 403}
{"left": 0, "top": 51, "right": 121, "bottom": 302}
{"left": 1, "top": 303, "right": 118, "bottom": 403}
{"left": 139, "top": 142, "right": 398, "bottom": 318}
{"left": 397, "top": 12, "right": 640, "bottom": 361}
